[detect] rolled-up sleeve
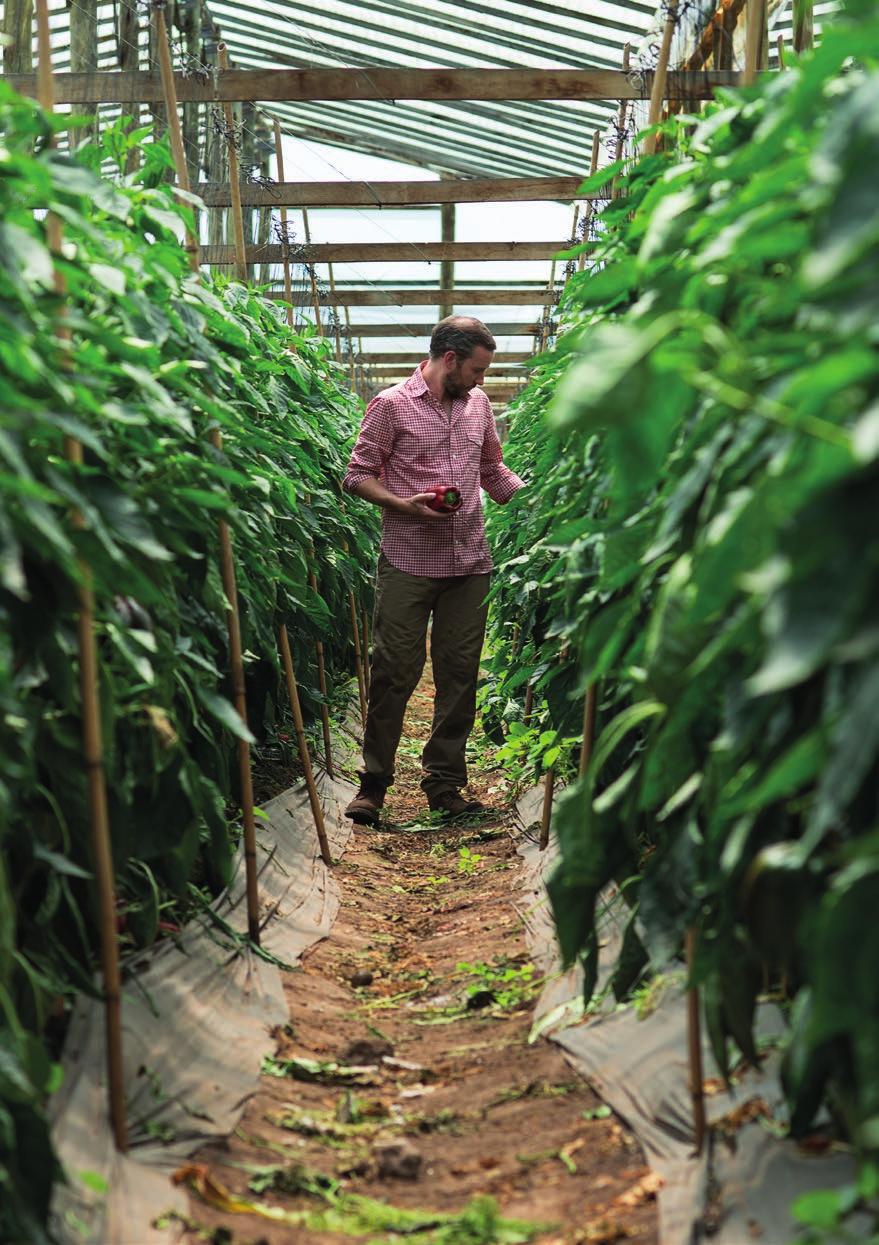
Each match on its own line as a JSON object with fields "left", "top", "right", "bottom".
{"left": 479, "top": 407, "right": 525, "bottom": 504}
{"left": 343, "top": 394, "right": 395, "bottom": 493}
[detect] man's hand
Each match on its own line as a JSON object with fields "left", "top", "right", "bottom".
{"left": 400, "top": 492, "right": 453, "bottom": 520}
{"left": 347, "top": 478, "right": 452, "bottom": 519}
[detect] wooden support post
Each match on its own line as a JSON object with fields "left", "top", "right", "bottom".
{"left": 643, "top": 7, "right": 677, "bottom": 155}
{"left": 440, "top": 177, "right": 455, "bottom": 320}
{"left": 2, "top": 0, "right": 33, "bottom": 73}
{"left": 744, "top": 0, "right": 767, "bottom": 85}
{"left": 327, "top": 262, "right": 344, "bottom": 361}
{"left": 241, "top": 100, "right": 258, "bottom": 280}
{"left": 278, "top": 625, "right": 333, "bottom": 866}
{"left": 70, "top": 0, "right": 98, "bottom": 146}
{"left": 210, "top": 429, "right": 262, "bottom": 944}
{"left": 272, "top": 118, "right": 295, "bottom": 328}
{"left": 777, "top": 33, "right": 786, "bottom": 68}
{"left": 118, "top": 0, "right": 140, "bottom": 170}
{"left": 343, "top": 304, "right": 357, "bottom": 388}
{"left": 793, "top": 0, "right": 813, "bottom": 53}
{"left": 202, "top": 22, "right": 225, "bottom": 248}
{"left": 218, "top": 43, "right": 247, "bottom": 282}
{"left": 302, "top": 208, "right": 325, "bottom": 336}
{"left": 179, "top": 0, "right": 203, "bottom": 190}
{"left": 578, "top": 130, "right": 602, "bottom": 272}
{"left": 35, "top": 0, "right": 127, "bottom": 1154}
{"left": 685, "top": 927, "right": 707, "bottom": 1155}
{"left": 612, "top": 45, "right": 631, "bottom": 198}
{"left": 153, "top": 2, "right": 200, "bottom": 272}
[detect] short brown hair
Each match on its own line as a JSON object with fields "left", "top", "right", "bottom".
{"left": 429, "top": 316, "right": 496, "bottom": 359}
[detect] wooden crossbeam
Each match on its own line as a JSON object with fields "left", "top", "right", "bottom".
{"left": 355, "top": 351, "right": 533, "bottom": 364}
{"left": 340, "top": 321, "right": 547, "bottom": 338}
{"left": 363, "top": 359, "right": 527, "bottom": 369}
{"left": 274, "top": 288, "right": 555, "bottom": 306}
{"left": 201, "top": 240, "right": 570, "bottom": 264}
{"left": 199, "top": 176, "right": 588, "bottom": 209}
{"left": 4, "top": 67, "right": 746, "bottom": 106}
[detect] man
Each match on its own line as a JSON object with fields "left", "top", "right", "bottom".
{"left": 342, "top": 315, "right": 525, "bottom": 826}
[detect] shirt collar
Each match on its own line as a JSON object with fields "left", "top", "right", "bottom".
{"left": 405, "top": 362, "right": 430, "bottom": 397}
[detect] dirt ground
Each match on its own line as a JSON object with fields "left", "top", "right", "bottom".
{"left": 174, "top": 674, "right": 660, "bottom": 1244}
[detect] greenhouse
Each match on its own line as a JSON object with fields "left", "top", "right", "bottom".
{"left": 0, "top": 0, "right": 876, "bottom": 1241}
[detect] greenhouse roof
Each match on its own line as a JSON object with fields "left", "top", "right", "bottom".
{"left": 40, "top": 0, "right": 833, "bottom": 181}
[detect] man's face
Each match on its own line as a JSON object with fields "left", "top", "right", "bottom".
{"left": 443, "top": 346, "right": 494, "bottom": 398}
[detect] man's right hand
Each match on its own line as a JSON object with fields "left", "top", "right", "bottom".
{"left": 401, "top": 493, "right": 453, "bottom": 520}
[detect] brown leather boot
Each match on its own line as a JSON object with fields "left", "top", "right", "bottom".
{"left": 344, "top": 775, "right": 387, "bottom": 827}
{"left": 427, "top": 790, "right": 492, "bottom": 821}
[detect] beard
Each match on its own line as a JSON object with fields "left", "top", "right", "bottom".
{"left": 444, "top": 369, "right": 470, "bottom": 399}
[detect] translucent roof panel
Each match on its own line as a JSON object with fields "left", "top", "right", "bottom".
{"left": 31, "top": 0, "right": 831, "bottom": 179}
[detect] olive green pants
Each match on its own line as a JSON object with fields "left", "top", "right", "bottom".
{"left": 362, "top": 554, "right": 490, "bottom": 800}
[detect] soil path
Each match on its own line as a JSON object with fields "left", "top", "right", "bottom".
{"left": 178, "top": 674, "right": 659, "bottom": 1244}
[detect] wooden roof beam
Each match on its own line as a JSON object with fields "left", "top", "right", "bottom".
{"left": 199, "top": 176, "right": 590, "bottom": 209}
{"left": 273, "top": 289, "right": 556, "bottom": 306}
{"left": 5, "top": 66, "right": 746, "bottom": 105}
{"left": 355, "top": 351, "right": 533, "bottom": 363}
{"left": 338, "top": 321, "right": 549, "bottom": 338}
{"left": 201, "top": 241, "right": 573, "bottom": 264}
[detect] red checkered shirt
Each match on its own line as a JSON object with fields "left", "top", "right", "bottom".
{"left": 343, "top": 364, "right": 525, "bottom": 577}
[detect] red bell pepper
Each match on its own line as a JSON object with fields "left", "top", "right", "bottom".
{"left": 425, "top": 486, "right": 462, "bottom": 513}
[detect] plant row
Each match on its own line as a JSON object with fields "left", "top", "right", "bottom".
{"left": 485, "top": 0, "right": 879, "bottom": 1204}
{"left": 0, "top": 95, "right": 374, "bottom": 1242}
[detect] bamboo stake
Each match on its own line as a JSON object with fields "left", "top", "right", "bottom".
{"left": 743, "top": 0, "right": 767, "bottom": 85}
{"left": 305, "top": 537, "right": 335, "bottom": 778}
{"left": 577, "top": 130, "right": 601, "bottom": 272}
{"left": 643, "top": 7, "right": 677, "bottom": 156}
{"left": 685, "top": 927, "right": 707, "bottom": 1155}
{"left": 272, "top": 118, "right": 295, "bottom": 329}
{"left": 35, "top": 0, "right": 128, "bottom": 1154}
{"left": 153, "top": 2, "right": 200, "bottom": 272}
{"left": 217, "top": 43, "right": 247, "bottom": 282}
{"left": 578, "top": 684, "right": 597, "bottom": 778}
{"left": 523, "top": 682, "right": 534, "bottom": 726}
{"left": 210, "top": 431, "right": 262, "bottom": 943}
{"left": 539, "top": 763, "right": 554, "bottom": 851}
{"left": 361, "top": 603, "right": 371, "bottom": 698}
{"left": 341, "top": 540, "right": 368, "bottom": 727}
{"left": 539, "top": 641, "right": 570, "bottom": 851}
{"left": 777, "top": 33, "right": 786, "bottom": 68}
{"left": 308, "top": 545, "right": 336, "bottom": 776}
{"left": 302, "top": 208, "right": 325, "bottom": 336}
{"left": 278, "top": 625, "right": 332, "bottom": 866}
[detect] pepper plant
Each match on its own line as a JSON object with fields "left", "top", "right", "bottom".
{"left": 487, "top": 0, "right": 879, "bottom": 1185}
{"left": 0, "top": 95, "right": 374, "bottom": 1239}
